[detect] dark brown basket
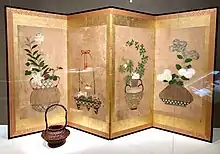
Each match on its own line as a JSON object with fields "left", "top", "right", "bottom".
{"left": 41, "top": 104, "right": 70, "bottom": 148}
{"left": 159, "top": 84, "right": 193, "bottom": 107}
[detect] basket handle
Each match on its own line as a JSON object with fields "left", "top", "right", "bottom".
{"left": 53, "top": 76, "right": 60, "bottom": 87}
{"left": 29, "top": 77, "right": 37, "bottom": 90}
{"left": 45, "top": 104, "right": 67, "bottom": 130}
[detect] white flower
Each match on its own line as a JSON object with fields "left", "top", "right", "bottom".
{"left": 77, "top": 91, "right": 88, "bottom": 97}
{"left": 178, "top": 68, "right": 195, "bottom": 79}
{"left": 123, "top": 64, "right": 127, "bottom": 68}
{"left": 132, "top": 72, "right": 140, "bottom": 79}
{"left": 85, "top": 84, "right": 92, "bottom": 90}
{"left": 34, "top": 33, "right": 44, "bottom": 44}
{"left": 31, "top": 72, "right": 44, "bottom": 86}
{"left": 157, "top": 69, "right": 172, "bottom": 82}
{"left": 77, "top": 91, "right": 85, "bottom": 97}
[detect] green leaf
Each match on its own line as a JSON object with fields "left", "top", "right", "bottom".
{"left": 43, "top": 68, "right": 49, "bottom": 75}
{"left": 26, "top": 53, "right": 36, "bottom": 60}
{"left": 31, "top": 44, "right": 38, "bottom": 49}
{"left": 32, "top": 68, "right": 40, "bottom": 72}
{"left": 38, "top": 58, "right": 43, "bottom": 62}
{"left": 169, "top": 79, "right": 176, "bottom": 84}
{"left": 118, "top": 65, "right": 126, "bottom": 73}
{"left": 176, "top": 81, "right": 184, "bottom": 86}
{"left": 172, "top": 74, "right": 179, "bottom": 79}
{"left": 186, "top": 64, "right": 192, "bottom": 69}
{"left": 125, "top": 75, "right": 132, "bottom": 84}
{"left": 35, "top": 54, "right": 41, "bottom": 60}
{"left": 53, "top": 76, "right": 58, "bottom": 81}
{"left": 25, "top": 62, "right": 30, "bottom": 66}
{"left": 30, "top": 40, "right": 35, "bottom": 44}
{"left": 39, "top": 61, "right": 44, "bottom": 67}
{"left": 24, "top": 49, "right": 31, "bottom": 54}
{"left": 181, "top": 76, "right": 189, "bottom": 80}
{"left": 27, "top": 59, "right": 39, "bottom": 67}
{"left": 42, "top": 65, "right": 48, "bottom": 70}
{"left": 49, "top": 76, "right": 53, "bottom": 80}
{"left": 176, "top": 64, "right": 182, "bottom": 70}
{"left": 25, "top": 70, "right": 31, "bottom": 75}
{"left": 177, "top": 55, "right": 183, "bottom": 59}
{"left": 33, "top": 50, "right": 38, "bottom": 55}
{"left": 185, "top": 58, "right": 192, "bottom": 63}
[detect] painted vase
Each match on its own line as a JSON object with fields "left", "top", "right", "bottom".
{"left": 124, "top": 79, "right": 144, "bottom": 110}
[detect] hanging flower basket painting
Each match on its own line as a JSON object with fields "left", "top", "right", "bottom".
{"left": 24, "top": 33, "right": 63, "bottom": 112}
{"left": 157, "top": 39, "right": 200, "bottom": 107}
{"left": 118, "top": 39, "right": 148, "bottom": 110}
{"left": 72, "top": 50, "right": 102, "bottom": 114}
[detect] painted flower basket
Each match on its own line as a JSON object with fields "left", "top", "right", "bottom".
{"left": 119, "top": 39, "right": 148, "bottom": 110}
{"left": 74, "top": 95, "right": 102, "bottom": 114}
{"left": 157, "top": 39, "right": 200, "bottom": 107}
{"left": 24, "top": 34, "right": 63, "bottom": 112}
{"left": 73, "top": 50, "right": 102, "bottom": 114}
{"left": 29, "top": 77, "right": 61, "bottom": 112}
{"left": 159, "top": 84, "right": 193, "bottom": 107}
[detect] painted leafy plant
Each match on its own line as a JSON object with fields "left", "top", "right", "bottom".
{"left": 118, "top": 39, "right": 148, "bottom": 84}
{"left": 157, "top": 39, "right": 199, "bottom": 86}
{"left": 24, "top": 33, "right": 63, "bottom": 86}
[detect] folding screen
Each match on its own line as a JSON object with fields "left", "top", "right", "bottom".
{"left": 6, "top": 6, "right": 217, "bottom": 142}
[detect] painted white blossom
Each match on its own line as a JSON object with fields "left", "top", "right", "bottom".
{"left": 85, "top": 84, "right": 92, "bottom": 90}
{"left": 178, "top": 68, "right": 195, "bottom": 79}
{"left": 31, "top": 72, "right": 44, "bottom": 86}
{"left": 157, "top": 69, "right": 172, "bottom": 82}
{"left": 77, "top": 91, "right": 87, "bottom": 97}
{"left": 123, "top": 63, "right": 127, "bottom": 68}
{"left": 34, "top": 33, "right": 44, "bottom": 44}
{"left": 132, "top": 72, "right": 140, "bottom": 79}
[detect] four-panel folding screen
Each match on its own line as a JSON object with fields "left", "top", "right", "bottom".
{"left": 5, "top": 6, "right": 217, "bottom": 142}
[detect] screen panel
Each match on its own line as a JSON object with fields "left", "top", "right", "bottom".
{"left": 111, "top": 9, "right": 155, "bottom": 138}
{"left": 67, "top": 10, "right": 110, "bottom": 138}
{"left": 154, "top": 8, "right": 217, "bottom": 141}
{"left": 6, "top": 7, "right": 68, "bottom": 138}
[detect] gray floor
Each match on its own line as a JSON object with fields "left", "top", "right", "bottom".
{"left": 0, "top": 125, "right": 220, "bottom": 154}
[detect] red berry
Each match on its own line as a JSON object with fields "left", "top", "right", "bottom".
{"left": 44, "top": 74, "right": 49, "bottom": 79}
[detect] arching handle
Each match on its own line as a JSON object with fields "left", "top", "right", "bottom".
{"left": 124, "top": 84, "right": 131, "bottom": 93}
{"left": 29, "top": 77, "right": 37, "bottom": 90}
{"left": 53, "top": 76, "right": 60, "bottom": 87}
{"left": 137, "top": 79, "right": 144, "bottom": 92}
{"left": 45, "top": 104, "right": 67, "bottom": 130}
{"left": 124, "top": 79, "right": 144, "bottom": 93}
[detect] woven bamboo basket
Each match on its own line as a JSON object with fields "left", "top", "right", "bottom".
{"left": 29, "top": 77, "right": 61, "bottom": 112}
{"left": 159, "top": 84, "right": 193, "bottom": 107}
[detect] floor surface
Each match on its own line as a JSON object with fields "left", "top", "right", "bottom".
{"left": 0, "top": 125, "right": 220, "bottom": 154}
